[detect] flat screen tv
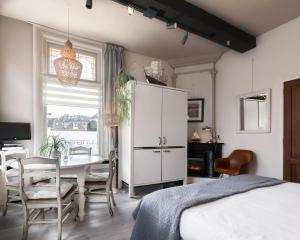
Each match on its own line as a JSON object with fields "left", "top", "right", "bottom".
{"left": 0, "top": 122, "right": 31, "bottom": 141}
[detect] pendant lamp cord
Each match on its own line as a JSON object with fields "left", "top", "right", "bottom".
{"left": 67, "top": 6, "right": 70, "bottom": 40}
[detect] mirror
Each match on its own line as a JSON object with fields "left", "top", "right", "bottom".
{"left": 237, "top": 89, "right": 271, "bottom": 133}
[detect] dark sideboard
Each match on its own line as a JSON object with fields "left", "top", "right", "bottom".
{"left": 188, "top": 142, "right": 223, "bottom": 178}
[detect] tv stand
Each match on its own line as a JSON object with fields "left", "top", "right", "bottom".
{"left": 0, "top": 141, "right": 24, "bottom": 151}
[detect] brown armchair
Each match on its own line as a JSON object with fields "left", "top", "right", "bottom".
{"left": 214, "top": 149, "right": 254, "bottom": 177}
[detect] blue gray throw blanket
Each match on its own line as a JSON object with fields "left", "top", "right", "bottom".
{"left": 131, "top": 174, "right": 285, "bottom": 240}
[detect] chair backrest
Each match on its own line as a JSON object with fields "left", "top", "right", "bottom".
{"left": 17, "top": 157, "right": 62, "bottom": 202}
{"left": 0, "top": 149, "right": 29, "bottom": 184}
{"left": 69, "top": 146, "right": 91, "bottom": 156}
{"left": 229, "top": 150, "right": 253, "bottom": 169}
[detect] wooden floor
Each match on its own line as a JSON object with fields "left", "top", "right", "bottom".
{"left": 0, "top": 191, "right": 139, "bottom": 240}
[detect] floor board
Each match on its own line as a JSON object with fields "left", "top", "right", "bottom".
{"left": 0, "top": 191, "right": 139, "bottom": 240}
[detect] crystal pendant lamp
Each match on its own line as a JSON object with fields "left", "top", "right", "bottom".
{"left": 54, "top": 8, "right": 82, "bottom": 86}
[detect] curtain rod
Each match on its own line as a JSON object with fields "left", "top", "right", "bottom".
{"left": 29, "top": 21, "right": 106, "bottom": 46}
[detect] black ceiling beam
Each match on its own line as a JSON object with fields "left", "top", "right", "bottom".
{"left": 112, "top": 0, "right": 256, "bottom": 53}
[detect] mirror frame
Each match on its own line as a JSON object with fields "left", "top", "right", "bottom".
{"left": 236, "top": 88, "right": 271, "bottom": 134}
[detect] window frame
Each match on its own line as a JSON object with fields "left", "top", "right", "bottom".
{"left": 41, "top": 33, "right": 103, "bottom": 84}
{"left": 38, "top": 31, "right": 104, "bottom": 156}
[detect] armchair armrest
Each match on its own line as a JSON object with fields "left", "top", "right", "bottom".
{"left": 214, "top": 158, "right": 230, "bottom": 169}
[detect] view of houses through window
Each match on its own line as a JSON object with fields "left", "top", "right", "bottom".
{"left": 47, "top": 105, "right": 99, "bottom": 155}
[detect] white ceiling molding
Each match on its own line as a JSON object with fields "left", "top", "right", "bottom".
{"left": 168, "top": 53, "right": 225, "bottom": 68}
{"left": 174, "top": 63, "right": 214, "bottom": 75}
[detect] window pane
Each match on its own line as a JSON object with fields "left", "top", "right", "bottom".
{"left": 76, "top": 52, "right": 96, "bottom": 81}
{"left": 48, "top": 43, "right": 96, "bottom": 81}
{"left": 47, "top": 105, "right": 99, "bottom": 155}
{"left": 48, "top": 46, "right": 62, "bottom": 75}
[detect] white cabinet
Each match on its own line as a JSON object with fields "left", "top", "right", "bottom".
{"left": 134, "top": 149, "right": 162, "bottom": 185}
{"left": 120, "top": 81, "right": 187, "bottom": 197}
{"left": 162, "top": 148, "right": 186, "bottom": 182}
{"left": 162, "top": 89, "right": 187, "bottom": 147}
{"left": 134, "top": 84, "right": 162, "bottom": 147}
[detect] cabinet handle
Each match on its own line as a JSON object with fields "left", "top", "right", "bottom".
{"left": 163, "top": 150, "right": 171, "bottom": 153}
{"left": 163, "top": 137, "right": 167, "bottom": 145}
{"left": 159, "top": 137, "right": 162, "bottom": 145}
{"left": 153, "top": 150, "right": 161, "bottom": 153}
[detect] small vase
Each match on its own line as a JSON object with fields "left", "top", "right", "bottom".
{"left": 51, "top": 149, "right": 61, "bottom": 160}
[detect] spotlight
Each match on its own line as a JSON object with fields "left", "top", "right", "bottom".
{"left": 128, "top": 6, "right": 134, "bottom": 15}
{"left": 181, "top": 31, "right": 189, "bottom": 45}
{"left": 166, "top": 22, "right": 177, "bottom": 30}
{"left": 86, "top": 0, "right": 92, "bottom": 9}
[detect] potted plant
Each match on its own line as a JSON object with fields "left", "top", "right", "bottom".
{"left": 40, "top": 135, "right": 68, "bottom": 159}
{"left": 115, "top": 70, "right": 132, "bottom": 121}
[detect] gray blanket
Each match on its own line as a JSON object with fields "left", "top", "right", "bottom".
{"left": 131, "top": 174, "right": 285, "bottom": 240}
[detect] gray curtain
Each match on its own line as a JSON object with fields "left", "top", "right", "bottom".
{"left": 102, "top": 44, "right": 125, "bottom": 156}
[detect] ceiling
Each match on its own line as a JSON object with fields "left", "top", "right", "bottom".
{"left": 1, "top": 0, "right": 300, "bottom": 63}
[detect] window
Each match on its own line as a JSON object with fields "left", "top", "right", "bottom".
{"left": 47, "top": 105, "right": 99, "bottom": 155}
{"left": 44, "top": 40, "right": 102, "bottom": 155}
{"left": 48, "top": 43, "right": 97, "bottom": 81}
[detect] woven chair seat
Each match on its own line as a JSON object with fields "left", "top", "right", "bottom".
{"left": 85, "top": 172, "right": 109, "bottom": 182}
{"left": 25, "top": 182, "right": 74, "bottom": 200}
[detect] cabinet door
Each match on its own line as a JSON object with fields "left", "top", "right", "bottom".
{"left": 162, "top": 89, "right": 187, "bottom": 147}
{"left": 162, "top": 148, "right": 186, "bottom": 182}
{"left": 134, "top": 84, "right": 162, "bottom": 147}
{"left": 134, "top": 149, "right": 162, "bottom": 185}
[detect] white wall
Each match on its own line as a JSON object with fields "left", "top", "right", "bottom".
{"left": 125, "top": 51, "right": 175, "bottom": 86}
{"left": 0, "top": 16, "right": 33, "bottom": 152}
{"left": 175, "top": 64, "right": 214, "bottom": 139}
{"left": 216, "top": 16, "right": 300, "bottom": 179}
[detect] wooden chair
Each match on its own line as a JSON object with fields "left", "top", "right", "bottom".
{"left": 64, "top": 146, "right": 92, "bottom": 179}
{"left": 214, "top": 149, "right": 254, "bottom": 177}
{"left": 17, "top": 157, "right": 77, "bottom": 240}
{"left": 84, "top": 150, "right": 117, "bottom": 216}
{"left": 1, "top": 149, "right": 29, "bottom": 216}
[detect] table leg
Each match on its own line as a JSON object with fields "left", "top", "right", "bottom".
{"left": 77, "top": 169, "right": 86, "bottom": 222}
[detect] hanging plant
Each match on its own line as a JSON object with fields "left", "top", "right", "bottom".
{"left": 115, "top": 70, "right": 132, "bottom": 121}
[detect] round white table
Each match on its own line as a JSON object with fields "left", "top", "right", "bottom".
{"left": 10, "top": 155, "right": 105, "bottom": 222}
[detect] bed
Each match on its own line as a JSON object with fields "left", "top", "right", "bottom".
{"left": 131, "top": 175, "right": 300, "bottom": 240}
{"left": 181, "top": 182, "right": 300, "bottom": 240}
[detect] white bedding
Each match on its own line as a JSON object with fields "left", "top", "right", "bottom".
{"left": 180, "top": 182, "right": 300, "bottom": 240}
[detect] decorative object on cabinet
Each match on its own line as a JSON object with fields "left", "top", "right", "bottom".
{"left": 188, "top": 142, "right": 223, "bottom": 178}
{"left": 120, "top": 81, "right": 187, "bottom": 197}
{"left": 145, "top": 74, "right": 167, "bottom": 86}
{"left": 191, "top": 130, "right": 201, "bottom": 142}
{"left": 188, "top": 98, "right": 204, "bottom": 122}
{"left": 237, "top": 89, "right": 271, "bottom": 133}
{"left": 201, "top": 126, "right": 218, "bottom": 143}
{"left": 144, "top": 60, "right": 167, "bottom": 84}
